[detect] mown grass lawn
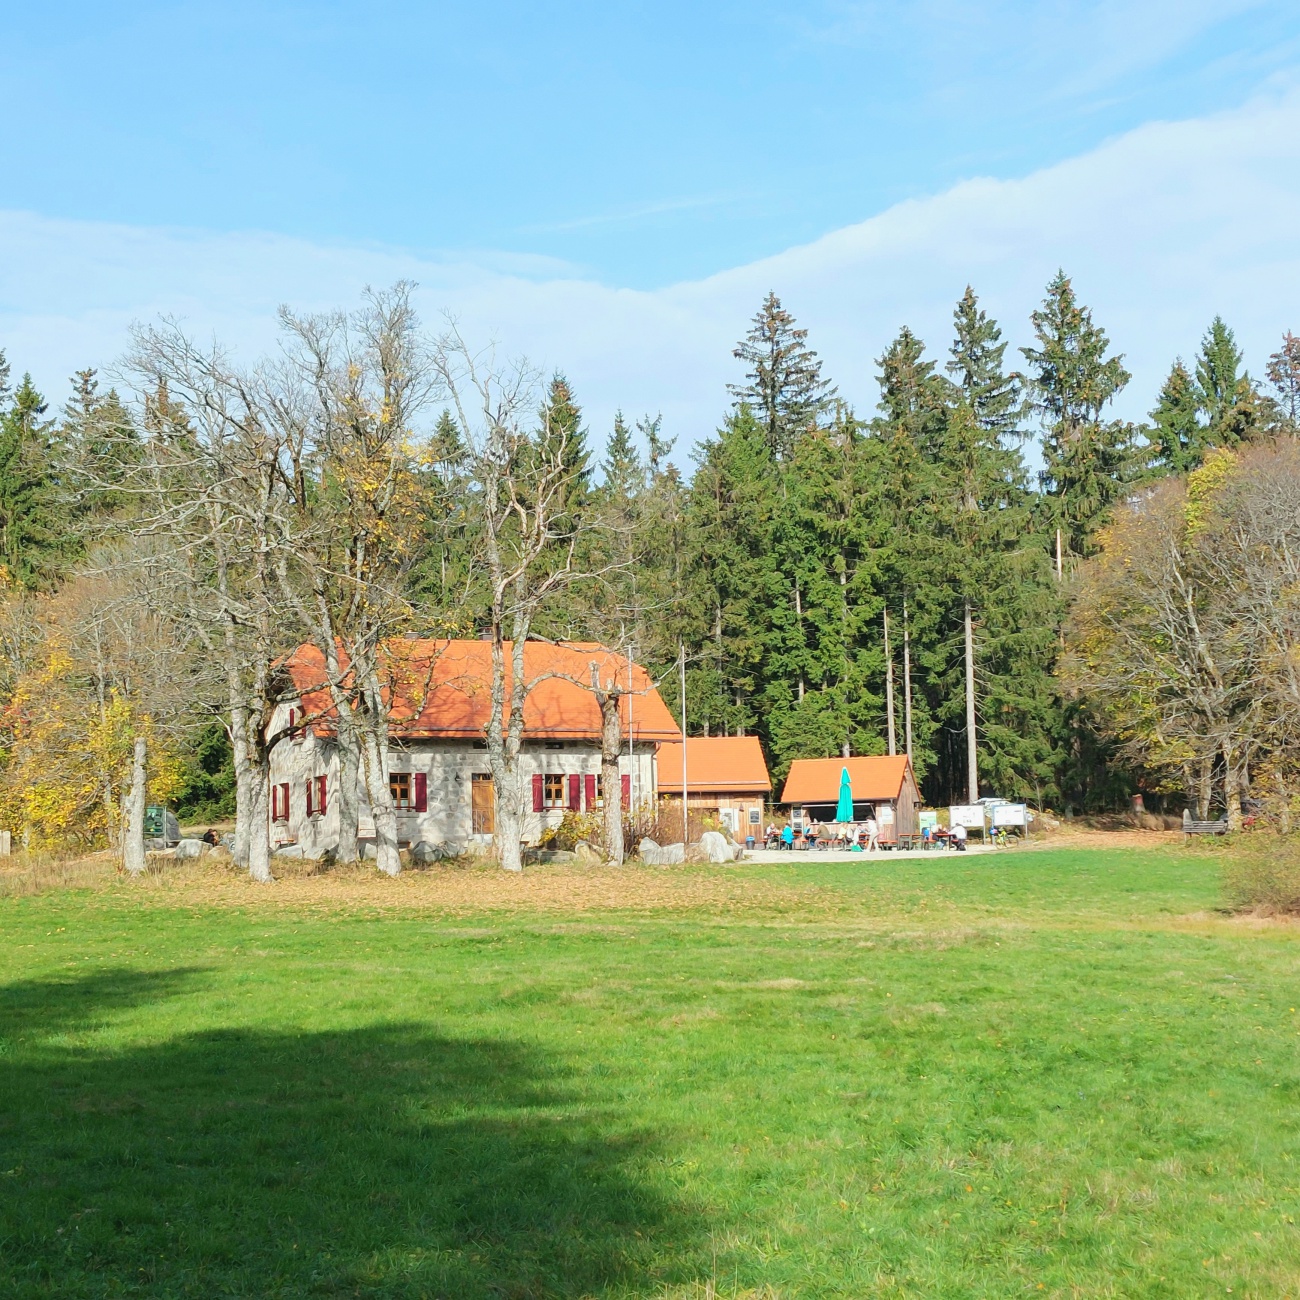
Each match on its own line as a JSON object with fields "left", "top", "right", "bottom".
{"left": 1, "top": 847, "right": 1298, "bottom": 1297}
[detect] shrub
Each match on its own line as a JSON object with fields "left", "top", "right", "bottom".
{"left": 1221, "top": 833, "right": 1300, "bottom": 914}
{"left": 537, "top": 810, "right": 601, "bottom": 851}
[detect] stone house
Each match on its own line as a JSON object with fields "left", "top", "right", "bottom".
{"left": 268, "top": 639, "right": 682, "bottom": 857}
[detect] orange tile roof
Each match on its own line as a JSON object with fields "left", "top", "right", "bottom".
{"left": 780, "top": 755, "right": 915, "bottom": 804}
{"left": 656, "top": 736, "right": 771, "bottom": 794}
{"left": 283, "top": 639, "right": 682, "bottom": 743}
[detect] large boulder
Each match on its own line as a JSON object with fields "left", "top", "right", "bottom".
{"left": 573, "top": 840, "right": 602, "bottom": 865}
{"left": 410, "top": 840, "right": 452, "bottom": 865}
{"left": 524, "top": 847, "right": 578, "bottom": 865}
{"left": 272, "top": 843, "right": 305, "bottom": 859}
{"left": 174, "top": 838, "right": 210, "bottom": 860}
{"left": 698, "top": 830, "right": 739, "bottom": 863}
{"left": 640, "top": 838, "right": 685, "bottom": 865}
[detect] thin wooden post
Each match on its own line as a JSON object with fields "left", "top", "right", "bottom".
{"left": 964, "top": 601, "right": 978, "bottom": 804}
{"left": 1055, "top": 528, "right": 1063, "bottom": 581}
{"left": 679, "top": 642, "right": 688, "bottom": 845}
{"left": 903, "top": 599, "right": 913, "bottom": 761}
{"left": 884, "top": 606, "right": 897, "bottom": 756}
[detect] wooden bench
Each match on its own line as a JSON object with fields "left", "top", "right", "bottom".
{"left": 1182, "top": 815, "right": 1229, "bottom": 839}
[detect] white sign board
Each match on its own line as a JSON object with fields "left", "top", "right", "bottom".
{"left": 879, "top": 805, "right": 894, "bottom": 825}
{"left": 949, "top": 804, "right": 986, "bottom": 829}
{"left": 991, "top": 802, "right": 1028, "bottom": 828}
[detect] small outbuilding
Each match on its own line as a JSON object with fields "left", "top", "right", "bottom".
{"left": 656, "top": 736, "right": 772, "bottom": 840}
{"left": 779, "top": 755, "right": 921, "bottom": 843}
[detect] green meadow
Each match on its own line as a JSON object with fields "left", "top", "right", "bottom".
{"left": 1, "top": 848, "right": 1298, "bottom": 1297}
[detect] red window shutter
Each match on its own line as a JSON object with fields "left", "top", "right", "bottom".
{"left": 620, "top": 774, "right": 631, "bottom": 805}
{"left": 318, "top": 774, "right": 327, "bottom": 815}
{"left": 413, "top": 771, "right": 428, "bottom": 812}
{"left": 282, "top": 783, "right": 290, "bottom": 819}
{"left": 532, "top": 773, "right": 545, "bottom": 812}
{"left": 584, "top": 774, "right": 596, "bottom": 810}
{"left": 305, "top": 779, "right": 314, "bottom": 817}
{"left": 270, "top": 784, "right": 278, "bottom": 820}
{"left": 567, "top": 774, "right": 581, "bottom": 811}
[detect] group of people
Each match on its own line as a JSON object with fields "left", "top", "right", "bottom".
{"left": 765, "top": 816, "right": 882, "bottom": 851}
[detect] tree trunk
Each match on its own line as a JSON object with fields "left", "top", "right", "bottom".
{"left": 122, "top": 736, "right": 147, "bottom": 875}
{"left": 335, "top": 733, "right": 360, "bottom": 863}
{"left": 1197, "top": 753, "right": 1214, "bottom": 820}
{"left": 247, "top": 757, "right": 272, "bottom": 883}
{"left": 600, "top": 693, "right": 624, "bottom": 865}
{"left": 230, "top": 705, "right": 252, "bottom": 867}
{"left": 360, "top": 729, "right": 401, "bottom": 876}
{"left": 494, "top": 767, "right": 524, "bottom": 873}
{"left": 884, "top": 606, "right": 896, "bottom": 756}
{"left": 1223, "top": 741, "right": 1246, "bottom": 831}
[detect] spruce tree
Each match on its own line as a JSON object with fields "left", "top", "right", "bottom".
{"left": 1194, "top": 316, "right": 1258, "bottom": 447}
{"left": 729, "top": 292, "right": 836, "bottom": 460}
{"left": 1148, "top": 360, "right": 1204, "bottom": 474}
{"left": 1021, "top": 271, "right": 1136, "bottom": 557}
{"left": 0, "top": 373, "right": 70, "bottom": 588}
{"left": 600, "top": 411, "right": 643, "bottom": 500}
{"left": 534, "top": 373, "right": 592, "bottom": 517}
{"left": 946, "top": 286, "right": 1022, "bottom": 442}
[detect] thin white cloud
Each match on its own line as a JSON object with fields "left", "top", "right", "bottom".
{"left": 3, "top": 85, "right": 1300, "bottom": 452}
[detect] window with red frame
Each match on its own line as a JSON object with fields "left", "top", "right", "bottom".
{"left": 272, "top": 782, "right": 290, "bottom": 822}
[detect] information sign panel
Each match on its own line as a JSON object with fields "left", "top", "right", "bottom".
{"left": 918, "top": 810, "right": 938, "bottom": 832}
{"left": 949, "top": 804, "right": 986, "bottom": 829}
{"left": 991, "top": 802, "right": 1028, "bottom": 827}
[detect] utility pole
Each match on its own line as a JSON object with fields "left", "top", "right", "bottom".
{"left": 883, "top": 606, "right": 897, "bottom": 756}
{"left": 964, "top": 600, "right": 978, "bottom": 804}
{"left": 679, "top": 642, "right": 688, "bottom": 845}
{"left": 902, "top": 599, "right": 914, "bottom": 762}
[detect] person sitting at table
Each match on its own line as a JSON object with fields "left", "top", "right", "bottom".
{"left": 804, "top": 822, "right": 819, "bottom": 850}
{"left": 780, "top": 822, "right": 794, "bottom": 851}
{"left": 952, "top": 822, "right": 968, "bottom": 852}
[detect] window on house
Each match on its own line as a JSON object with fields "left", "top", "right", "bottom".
{"left": 307, "top": 774, "right": 327, "bottom": 817}
{"left": 288, "top": 707, "right": 305, "bottom": 742}
{"left": 543, "top": 773, "right": 565, "bottom": 808}
{"left": 390, "top": 772, "right": 412, "bottom": 810}
{"left": 272, "top": 782, "right": 290, "bottom": 822}
{"left": 544, "top": 740, "right": 564, "bottom": 750}
{"left": 595, "top": 774, "right": 604, "bottom": 805}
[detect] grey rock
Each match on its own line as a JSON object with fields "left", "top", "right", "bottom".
{"left": 641, "top": 840, "right": 685, "bottom": 866}
{"left": 219, "top": 833, "right": 235, "bottom": 850}
{"left": 359, "top": 839, "right": 377, "bottom": 860}
{"left": 273, "top": 843, "right": 305, "bottom": 859}
{"left": 573, "top": 840, "right": 602, "bottom": 865}
{"left": 410, "top": 839, "right": 451, "bottom": 865}
{"left": 524, "top": 848, "right": 578, "bottom": 865}
{"left": 699, "top": 830, "right": 739, "bottom": 863}
{"left": 174, "top": 838, "right": 209, "bottom": 860}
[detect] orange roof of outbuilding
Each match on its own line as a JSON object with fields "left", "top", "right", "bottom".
{"left": 656, "top": 736, "right": 771, "bottom": 794}
{"left": 283, "top": 639, "right": 682, "bottom": 743}
{"left": 780, "top": 755, "right": 916, "bottom": 804}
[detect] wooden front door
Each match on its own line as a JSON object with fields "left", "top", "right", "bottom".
{"left": 471, "top": 773, "right": 494, "bottom": 835}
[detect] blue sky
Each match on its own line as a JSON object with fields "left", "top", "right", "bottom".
{"left": 3, "top": 2, "right": 1300, "bottom": 447}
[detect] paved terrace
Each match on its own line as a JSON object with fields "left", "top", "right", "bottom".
{"left": 743, "top": 844, "right": 1000, "bottom": 863}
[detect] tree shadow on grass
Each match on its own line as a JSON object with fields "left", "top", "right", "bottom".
{"left": 0, "top": 969, "right": 705, "bottom": 1298}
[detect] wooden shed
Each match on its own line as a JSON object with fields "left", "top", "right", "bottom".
{"left": 656, "top": 736, "right": 771, "bottom": 840}
{"left": 779, "top": 755, "right": 920, "bottom": 843}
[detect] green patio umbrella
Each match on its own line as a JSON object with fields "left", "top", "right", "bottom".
{"left": 835, "top": 766, "right": 854, "bottom": 824}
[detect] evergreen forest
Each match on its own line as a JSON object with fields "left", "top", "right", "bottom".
{"left": 0, "top": 271, "right": 1297, "bottom": 856}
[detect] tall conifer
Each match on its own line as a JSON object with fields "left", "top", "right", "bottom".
{"left": 729, "top": 293, "right": 836, "bottom": 460}
{"left": 1021, "top": 271, "right": 1137, "bottom": 557}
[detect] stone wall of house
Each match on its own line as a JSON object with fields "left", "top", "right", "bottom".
{"left": 267, "top": 701, "right": 657, "bottom": 857}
